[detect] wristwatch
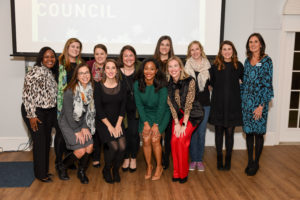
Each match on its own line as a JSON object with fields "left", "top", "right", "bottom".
{"left": 182, "top": 122, "right": 187, "bottom": 127}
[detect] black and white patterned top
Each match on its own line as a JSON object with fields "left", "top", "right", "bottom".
{"left": 22, "top": 65, "right": 57, "bottom": 118}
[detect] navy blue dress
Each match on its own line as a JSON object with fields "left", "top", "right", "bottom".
{"left": 241, "top": 56, "right": 274, "bottom": 134}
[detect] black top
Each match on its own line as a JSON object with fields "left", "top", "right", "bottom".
{"left": 195, "top": 71, "right": 211, "bottom": 106}
{"left": 94, "top": 81, "right": 126, "bottom": 143}
{"left": 209, "top": 62, "right": 244, "bottom": 127}
{"left": 67, "top": 62, "right": 77, "bottom": 84}
{"left": 121, "top": 72, "right": 137, "bottom": 119}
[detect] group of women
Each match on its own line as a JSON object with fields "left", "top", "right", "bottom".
{"left": 21, "top": 33, "right": 273, "bottom": 184}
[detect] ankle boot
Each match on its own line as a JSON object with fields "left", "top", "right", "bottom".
{"left": 217, "top": 154, "right": 224, "bottom": 170}
{"left": 112, "top": 168, "right": 121, "bottom": 182}
{"left": 102, "top": 166, "right": 114, "bottom": 184}
{"left": 224, "top": 155, "right": 231, "bottom": 170}
{"left": 245, "top": 159, "right": 253, "bottom": 174}
{"left": 247, "top": 160, "right": 259, "bottom": 176}
{"left": 61, "top": 153, "right": 78, "bottom": 180}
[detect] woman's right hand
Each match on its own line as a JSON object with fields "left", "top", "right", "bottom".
{"left": 29, "top": 117, "right": 42, "bottom": 132}
{"left": 174, "top": 123, "right": 181, "bottom": 138}
{"left": 143, "top": 121, "right": 151, "bottom": 133}
{"left": 75, "top": 131, "right": 85, "bottom": 144}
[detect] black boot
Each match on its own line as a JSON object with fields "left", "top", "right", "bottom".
{"left": 77, "top": 153, "right": 90, "bottom": 184}
{"left": 55, "top": 162, "right": 69, "bottom": 180}
{"left": 224, "top": 155, "right": 231, "bottom": 170}
{"left": 247, "top": 160, "right": 259, "bottom": 176}
{"left": 60, "top": 153, "right": 78, "bottom": 180}
{"left": 112, "top": 168, "right": 121, "bottom": 183}
{"left": 217, "top": 154, "right": 224, "bottom": 170}
{"left": 102, "top": 166, "right": 114, "bottom": 184}
{"left": 245, "top": 159, "right": 253, "bottom": 174}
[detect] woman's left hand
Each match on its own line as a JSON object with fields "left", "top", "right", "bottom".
{"left": 179, "top": 124, "right": 187, "bottom": 137}
{"left": 81, "top": 128, "right": 92, "bottom": 142}
{"left": 151, "top": 124, "right": 159, "bottom": 136}
{"left": 253, "top": 105, "right": 263, "bottom": 120}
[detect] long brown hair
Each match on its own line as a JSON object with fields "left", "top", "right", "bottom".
{"left": 118, "top": 45, "right": 137, "bottom": 67}
{"left": 246, "top": 33, "right": 266, "bottom": 60}
{"left": 102, "top": 59, "right": 120, "bottom": 83}
{"left": 64, "top": 63, "right": 93, "bottom": 94}
{"left": 214, "top": 40, "right": 239, "bottom": 70}
{"left": 59, "top": 38, "right": 83, "bottom": 71}
{"left": 186, "top": 40, "right": 207, "bottom": 59}
{"left": 153, "top": 35, "right": 175, "bottom": 61}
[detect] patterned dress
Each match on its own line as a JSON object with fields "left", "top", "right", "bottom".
{"left": 241, "top": 56, "right": 274, "bottom": 134}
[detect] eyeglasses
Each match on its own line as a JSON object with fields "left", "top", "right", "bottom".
{"left": 78, "top": 72, "right": 90, "bottom": 76}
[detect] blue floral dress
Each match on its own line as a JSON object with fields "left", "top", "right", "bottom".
{"left": 241, "top": 56, "right": 274, "bottom": 134}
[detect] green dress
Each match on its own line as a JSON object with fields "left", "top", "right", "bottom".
{"left": 133, "top": 81, "right": 170, "bottom": 134}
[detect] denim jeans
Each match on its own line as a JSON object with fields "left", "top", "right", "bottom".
{"left": 189, "top": 106, "right": 210, "bottom": 162}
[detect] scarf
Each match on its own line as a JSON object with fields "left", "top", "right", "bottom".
{"left": 92, "top": 62, "right": 104, "bottom": 82}
{"left": 185, "top": 57, "right": 211, "bottom": 91}
{"left": 57, "top": 59, "right": 81, "bottom": 117}
{"left": 73, "top": 82, "right": 96, "bottom": 135}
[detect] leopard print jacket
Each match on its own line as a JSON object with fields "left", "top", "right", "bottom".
{"left": 22, "top": 65, "right": 57, "bottom": 118}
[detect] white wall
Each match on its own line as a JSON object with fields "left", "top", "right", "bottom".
{"left": 0, "top": 0, "right": 290, "bottom": 151}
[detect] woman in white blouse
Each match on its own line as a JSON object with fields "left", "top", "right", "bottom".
{"left": 21, "top": 46, "right": 58, "bottom": 182}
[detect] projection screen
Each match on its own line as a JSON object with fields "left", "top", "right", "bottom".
{"left": 11, "top": 0, "right": 225, "bottom": 56}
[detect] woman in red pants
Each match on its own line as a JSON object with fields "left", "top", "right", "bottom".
{"left": 166, "top": 56, "right": 204, "bottom": 183}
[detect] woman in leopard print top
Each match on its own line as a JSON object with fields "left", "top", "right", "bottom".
{"left": 21, "top": 46, "right": 58, "bottom": 183}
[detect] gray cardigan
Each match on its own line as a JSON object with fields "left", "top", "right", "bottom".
{"left": 58, "top": 89, "right": 88, "bottom": 134}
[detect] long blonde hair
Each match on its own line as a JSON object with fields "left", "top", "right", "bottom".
{"left": 166, "top": 56, "right": 190, "bottom": 81}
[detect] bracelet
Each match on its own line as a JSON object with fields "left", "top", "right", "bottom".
{"left": 182, "top": 122, "right": 187, "bottom": 127}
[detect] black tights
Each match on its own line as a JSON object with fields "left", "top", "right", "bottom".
{"left": 104, "top": 137, "right": 126, "bottom": 171}
{"left": 246, "top": 133, "right": 264, "bottom": 164}
{"left": 54, "top": 119, "right": 68, "bottom": 164}
{"left": 215, "top": 126, "right": 235, "bottom": 157}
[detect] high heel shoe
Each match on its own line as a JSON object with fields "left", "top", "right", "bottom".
{"left": 129, "top": 158, "right": 137, "bottom": 173}
{"left": 144, "top": 165, "right": 153, "bottom": 180}
{"left": 122, "top": 158, "right": 130, "bottom": 172}
{"left": 152, "top": 166, "right": 163, "bottom": 181}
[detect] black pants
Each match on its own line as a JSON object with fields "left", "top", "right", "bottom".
{"left": 21, "top": 104, "right": 56, "bottom": 179}
{"left": 53, "top": 117, "right": 67, "bottom": 164}
{"left": 124, "top": 117, "right": 139, "bottom": 159}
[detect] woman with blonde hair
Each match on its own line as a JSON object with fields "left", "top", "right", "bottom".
{"left": 185, "top": 41, "right": 211, "bottom": 171}
{"left": 167, "top": 56, "right": 204, "bottom": 183}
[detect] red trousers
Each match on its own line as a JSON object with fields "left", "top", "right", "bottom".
{"left": 171, "top": 118, "right": 197, "bottom": 179}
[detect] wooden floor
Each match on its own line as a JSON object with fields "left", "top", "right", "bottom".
{"left": 0, "top": 145, "right": 300, "bottom": 200}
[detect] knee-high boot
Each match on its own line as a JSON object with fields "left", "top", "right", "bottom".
{"left": 77, "top": 153, "right": 90, "bottom": 184}
{"left": 60, "top": 153, "right": 78, "bottom": 180}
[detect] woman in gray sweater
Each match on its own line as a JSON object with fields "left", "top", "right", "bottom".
{"left": 58, "top": 63, "right": 96, "bottom": 184}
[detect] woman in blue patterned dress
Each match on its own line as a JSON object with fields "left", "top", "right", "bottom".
{"left": 241, "top": 33, "right": 274, "bottom": 176}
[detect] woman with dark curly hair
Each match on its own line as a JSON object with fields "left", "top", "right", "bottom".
{"left": 209, "top": 40, "right": 244, "bottom": 171}
{"left": 21, "top": 46, "right": 58, "bottom": 182}
{"left": 242, "top": 33, "right": 273, "bottom": 176}
{"left": 134, "top": 57, "right": 170, "bottom": 180}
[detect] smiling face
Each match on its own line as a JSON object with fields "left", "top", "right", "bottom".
{"left": 159, "top": 39, "right": 171, "bottom": 57}
{"left": 42, "top": 50, "right": 56, "bottom": 69}
{"left": 122, "top": 49, "right": 135, "bottom": 68}
{"left": 68, "top": 42, "right": 81, "bottom": 61}
{"left": 143, "top": 61, "right": 158, "bottom": 84}
{"left": 104, "top": 61, "right": 117, "bottom": 79}
{"left": 221, "top": 44, "right": 233, "bottom": 62}
{"left": 94, "top": 48, "right": 107, "bottom": 65}
{"left": 168, "top": 59, "right": 181, "bottom": 82}
{"left": 77, "top": 66, "right": 91, "bottom": 87}
{"left": 190, "top": 43, "right": 202, "bottom": 60}
{"left": 248, "top": 36, "right": 262, "bottom": 54}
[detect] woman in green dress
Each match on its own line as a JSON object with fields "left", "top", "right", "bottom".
{"left": 134, "top": 57, "right": 170, "bottom": 181}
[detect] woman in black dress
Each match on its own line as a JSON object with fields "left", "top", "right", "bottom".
{"left": 119, "top": 45, "right": 141, "bottom": 172}
{"left": 94, "top": 59, "right": 126, "bottom": 183}
{"left": 209, "top": 41, "right": 243, "bottom": 170}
